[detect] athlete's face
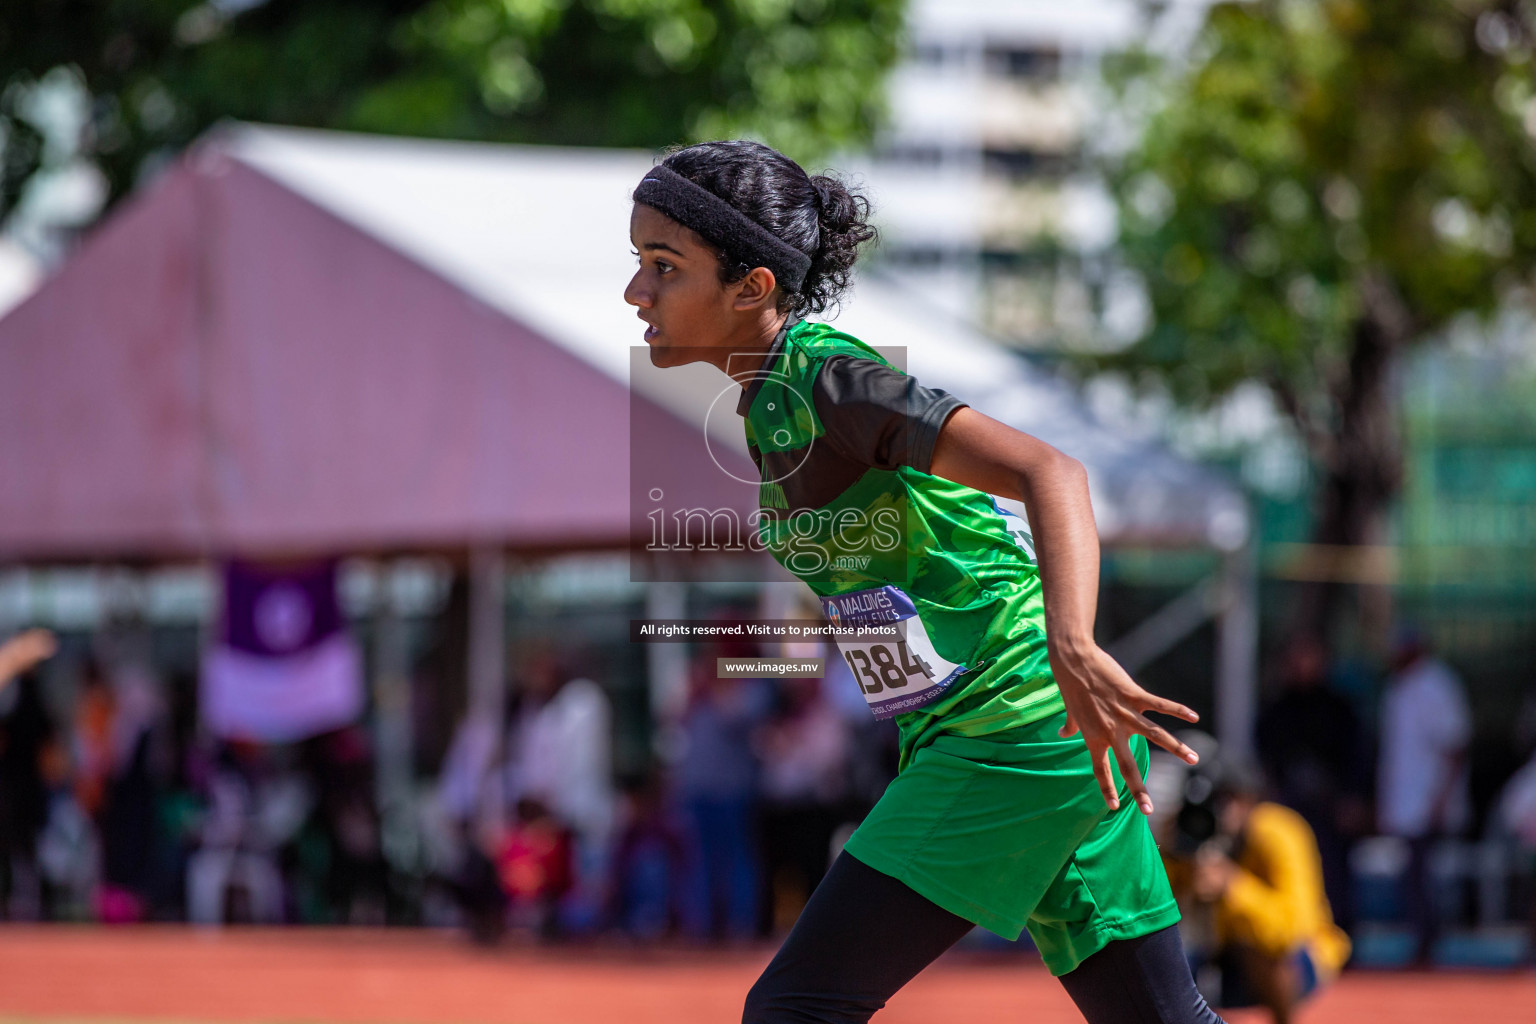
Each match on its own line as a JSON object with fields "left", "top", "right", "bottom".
{"left": 624, "top": 203, "right": 778, "bottom": 369}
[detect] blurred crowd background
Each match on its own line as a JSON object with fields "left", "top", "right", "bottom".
{"left": 0, "top": 594, "right": 899, "bottom": 945}
{"left": 3, "top": 0, "right": 1536, "bottom": 979}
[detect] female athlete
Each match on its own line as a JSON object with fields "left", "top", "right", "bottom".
{"left": 625, "top": 140, "right": 1225, "bottom": 1024}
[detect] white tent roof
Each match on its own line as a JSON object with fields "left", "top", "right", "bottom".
{"left": 222, "top": 124, "right": 1245, "bottom": 549}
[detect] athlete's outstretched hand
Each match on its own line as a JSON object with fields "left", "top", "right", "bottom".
{"left": 1051, "top": 639, "right": 1200, "bottom": 816}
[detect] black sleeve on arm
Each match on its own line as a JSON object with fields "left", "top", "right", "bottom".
{"left": 811, "top": 356, "right": 968, "bottom": 474}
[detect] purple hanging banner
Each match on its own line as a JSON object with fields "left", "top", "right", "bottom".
{"left": 201, "top": 559, "right": 364, "bottom": 742}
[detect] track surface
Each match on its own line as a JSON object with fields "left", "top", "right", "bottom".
{"left": 0, "top": 927, "right": 1531, "bottom": 1024}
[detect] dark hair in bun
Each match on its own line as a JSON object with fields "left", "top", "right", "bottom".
{"left": 658, "top": 140, "right": 877, "bottom": 318}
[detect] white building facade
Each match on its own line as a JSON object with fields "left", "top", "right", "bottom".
{"left": 854, "top": 0, "right": 1204, "bottom": 349}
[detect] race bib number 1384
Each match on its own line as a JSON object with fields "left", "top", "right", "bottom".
{"left": 819, "top": 585, "right": 969, "bottom": 720}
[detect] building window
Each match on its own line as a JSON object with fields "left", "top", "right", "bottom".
{"left": 875, "top": 143, "right": 949, "bottom": 168}
{"left": 982, "top": 148, "right": 1072, "bottom": 180}
{"left": 984, "top": 47, "right": 1062, "bottom": 82}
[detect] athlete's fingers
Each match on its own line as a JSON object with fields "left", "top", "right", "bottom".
{"left": 1140, "top": 719, "right": 1200, "bottom": 766}
{"left": 1145, "top": 695, "right": 1200, "bottom": 723}
{"left": 1058, "top": 711, "right": 1080, "bottom": 738}
{"left": 1091, "top": 744, "right": 1119, "bottom": 811}
{"left": 1113, "top": 738, "right": 1153, "bottom": 816}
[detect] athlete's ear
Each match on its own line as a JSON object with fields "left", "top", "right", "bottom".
{"left": 731, "top": 266, "right": 780, "bottom": 312}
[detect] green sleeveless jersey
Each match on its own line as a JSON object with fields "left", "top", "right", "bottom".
{"left": 738, "top": 319, "right": 1064, "bottom": 768}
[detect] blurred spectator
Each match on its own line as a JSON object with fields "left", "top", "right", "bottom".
{"left": 35, "top": 730, "right": 95, "bottom": 919}
{"left": 452, "top": 830, "right": 509, "bottom": 945}
{"left": 505, "top": 652, "right": 615, "bottom": 932}
{"left": 821, "top": 651, "right": 899, "bottom": 813}
{"left": 66, "top": 658, "right": 168, "bottom": 923}
{"left": 606, "top": 773, "right": 690, "bottom": 940}
{"left": 187, "top": 740, "right": 312, "bottom": 924}
{"left": 674, "top": 643, "right": 769, "bottom": 941}
{"left": 1165, "top": 752, "right": 1350, "bottom": 1024}
{"left": 1377, "top": 627, "right": 1472, "bottom": 966}
{"left": 506, "top": 653, "right": 615, "bottom": 846}
{"left": 147, "top": 670, "right": 208, "bottom": 921}
{"left": 1495, "top": 748, "right": 1536, "bottom": 963}
{"left": 497, "top": 797, "right": 574, "bottom": 939}
{"left": 0, "top": 670, "right": 55, "bottom": 919}
{"left": 300, "top": 726, "right": 387, "bottom": 924}
{"left": 429, "top": 710, "right": 506, "bottom": 938}
{"left": 71, "top": 663, "right": 115, "bottom": 824}
{"left": 95, "top": 660, "right": 166, "bottom": 924}
{"left": 755, "top": 676, "right": 849, "bottom": 932}
{"left": 436, "top": 713, "right": 503, "bottom": 831}
{"left": 791, "top": 636, "right": 896, "bottom": 867}
{"left": 1254, "top": 635, "right": 1368, "bottom": 930}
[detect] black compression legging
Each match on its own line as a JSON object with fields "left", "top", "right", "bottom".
{"left": 743, "top": 852, "right": 1224, "bottom": 1024}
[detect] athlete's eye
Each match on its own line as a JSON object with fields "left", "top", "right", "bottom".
{"left": 632, "top": 249, "right": 673, "bottom": 274}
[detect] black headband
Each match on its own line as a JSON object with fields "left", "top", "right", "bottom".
{"left": 633, "top": 164, "right": 812, "bottom": 293}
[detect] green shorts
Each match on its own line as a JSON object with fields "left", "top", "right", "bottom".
{"left": 841, "top": 708, "right": 1181, "bottom": 976}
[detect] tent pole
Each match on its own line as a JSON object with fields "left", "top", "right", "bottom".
{"left": 1215, "top": 541, "right": 1259, "bottom": 761}
{"left": 468, "top": 546, "right": 506, "bottom": 828}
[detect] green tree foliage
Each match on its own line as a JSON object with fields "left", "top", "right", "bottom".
{"left": 0, "top": 0, "right": 904, "bottom": 226}
{"left": 1106, "top": 0, "right": 1536, "bottom": 635}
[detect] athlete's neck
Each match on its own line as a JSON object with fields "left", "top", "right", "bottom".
{"left": 713, "top": 313, "right": 789, "bottom": 382}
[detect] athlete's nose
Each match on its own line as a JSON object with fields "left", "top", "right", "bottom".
{"left": 624, "top": 269, "right": 652, "bottom": 309}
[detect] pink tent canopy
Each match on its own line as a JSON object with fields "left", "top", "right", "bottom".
{"left": 0, "top": 140, "right": 752, "bottom": 561}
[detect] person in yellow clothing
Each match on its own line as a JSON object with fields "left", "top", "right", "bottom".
{"left": 1168, "top": 756, "right": 1350, "bottom": 1024}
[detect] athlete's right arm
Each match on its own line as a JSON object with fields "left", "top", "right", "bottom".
{"left": 929, "top": 406, "right": 1201, "bottom": 814}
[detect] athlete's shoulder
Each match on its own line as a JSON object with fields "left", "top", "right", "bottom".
{"left": 789, "top": 320, "right": 895, "bottom": 370}
{"left": 783, "top": 321, "right": 966, "bottom": 476}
